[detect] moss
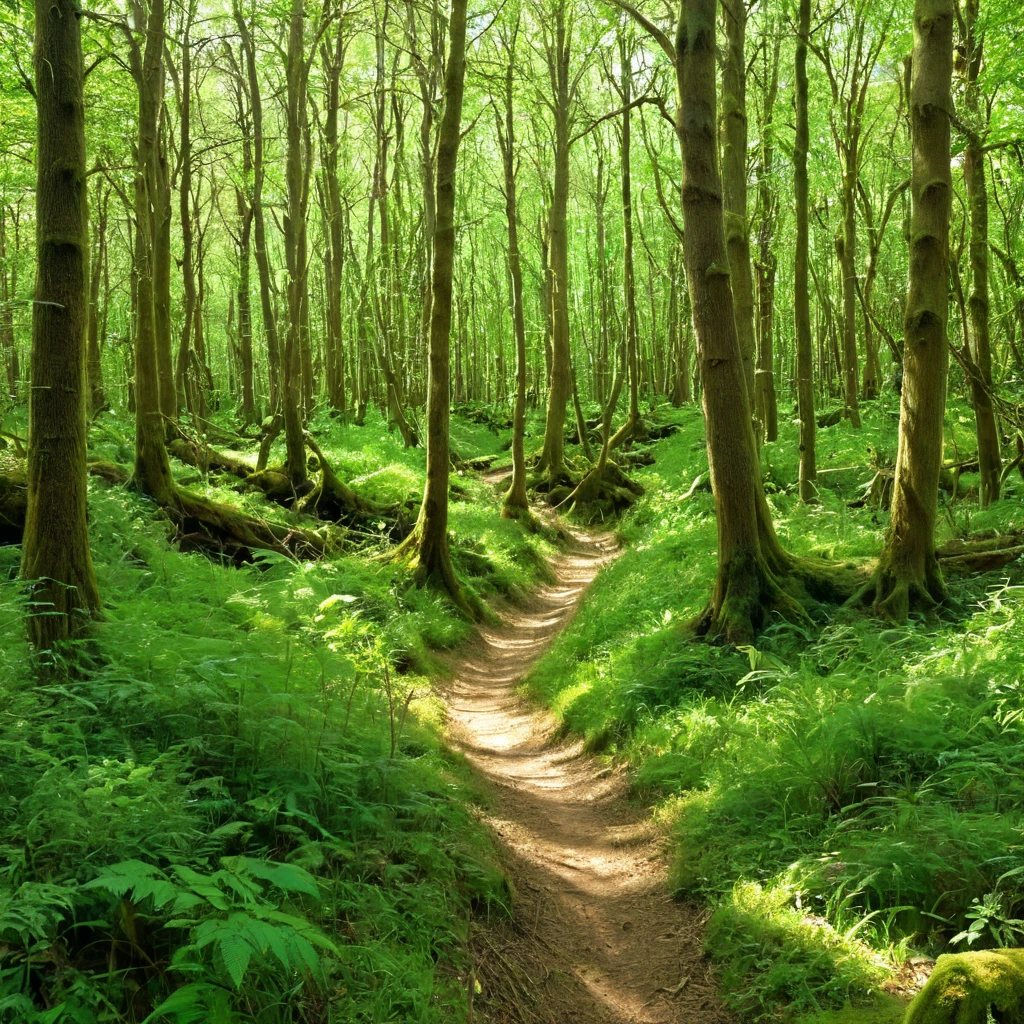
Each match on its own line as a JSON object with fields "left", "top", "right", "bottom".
{"left": 904, "top": 950, "right": 1024, "bottom": 1024}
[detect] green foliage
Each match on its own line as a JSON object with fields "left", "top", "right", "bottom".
{"left": 524, "top": 400, "right": 1024, "bottom": 1020}
{"left": 0, "top": 415, "right": 547, "bottom": 1024}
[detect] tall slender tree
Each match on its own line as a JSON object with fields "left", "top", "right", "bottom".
{"left": 22, "top": 0, "right": 101, "bottom": 650}
{"left": 865, "top": 0, "right": 954, "bottom": 619}
{"left": 795, "top": 0, "right": 817, "bottom": 502}
{"left": 401, "top": 0, "right": 470, "bottom": 603}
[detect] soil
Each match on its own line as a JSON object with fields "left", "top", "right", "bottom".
{"left": 446, "top": 512, "right": 733, "bottom": 1024}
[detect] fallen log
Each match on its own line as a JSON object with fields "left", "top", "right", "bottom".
{"left": 168, "top": 434, "right": 255, "bottom": 480}
{"left": 0, "top": 455, "right": 327, "bottom": 562}
{"left": 937, "top": 531, "right": 1024, "bottom": 573}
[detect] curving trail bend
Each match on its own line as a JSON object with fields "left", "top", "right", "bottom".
{"left": 446, "top": 514, "right": 732, "bottom": 1024}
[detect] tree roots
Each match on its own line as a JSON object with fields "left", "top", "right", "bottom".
{"left": 848, "top": 553, "right": 947, "bottom": 623}
{"left": 558, "top": 461, "right": 644, "bottom": 522}
{"left": 695, "top": 550, "right": 863, "bottom": 645}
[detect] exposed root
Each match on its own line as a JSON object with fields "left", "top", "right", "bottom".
{"left": 848, "top": 554, "right": 947, "bottom": 623}
{"left": 500, "top": 501, "right": 541, "bottom": 532}
{"left": 298, "top": 433, "right": 411, "bottom": 541}
{"left": 694, "top": 549, "right": 863, "bottom": 644}
{"left": 558, "top": 460, "right": 644, "bottom": 523}
{"left": 693, "top": 550, "right": 813, "bottom": 645}
{"left": 389, "top": 522, "right": 489, "bottom": 623}
{"left": 608, "top": 411, "right": 648, "bottom": 451}
{"left": 527, "top": 462, "right": 579, "bottom": 508}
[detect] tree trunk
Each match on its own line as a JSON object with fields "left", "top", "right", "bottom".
{"left": 536, "top": 2, "right": 573, "bottom": 487}
{"left": 405, "top": 0, "right": 469, "bottom": 605}
{"left": 86, "top": 179, "right": 107, "bottom": 415}
{"left": 234, "top": 4, "right": 281, "bottom": 413}
{"left": 22, "top": 0, "right": 101, "bottom": 651}
{"left": 795, "top": 0, "right": 817, "bottom": 502}
{"left": 282, "top": 0, "right": 309, "bottom": 488}
{"left": 153, "top": 114, "right": 175, "bottom": 425}
{"left": 962, "top": 1, "right": 1001, "bottom": 507}
{"left": 676, "top": 0, "right": 815, "bottom": 642}
{"left": 131, "top": 0, "right": 177, "bottom": 503}
{"left": 867, "top": 0, "right": 953, "bottom": 620}
{"left": 838, "top": 155, "right": 862, "bottom": 427}
{"left": 496, "top": 32, "right": 530, "bottom": 517}
{"left": 610, "top": 22, "right": 645, "bottom": 448}
{"left": 754, "top": 28, "right": 781, "bottom": 442}
{"left": 719, "top": 0, "right": 756, "bottom": 404}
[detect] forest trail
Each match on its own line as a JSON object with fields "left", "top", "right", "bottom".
{"left": 446, "top": 505, "right": 732, "bottom": 1024}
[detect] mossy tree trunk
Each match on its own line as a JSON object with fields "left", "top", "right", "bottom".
{"left": 406, "top": 0, "right": 469, "bottom": 603}
{"left": 609, "top": 21, "right": 645, "bottom": 450}
{"left": 22, "top": 0, "right": 101, "bottom": 650}
{"left": 130, "top": 0, "right": 177, "bottom": 504}
{"left": 495, "top": 22, "right": 530, "bottom": 517}
{"left": 282, "top": 0, "right": 309, "bottom": 490}
{"left": 536, "top": 1, "right": 574, "bottom": 488}
{"left": 795, "top": 0, "right": 817, "bottom": 503}
{"left": 674, "top": 0, "right": 822, "bottom": 642}
{"left": 961, "top": 0, "right": 1001, "bottom": 508}
{"left": 867, "top": 0, "right": 954, "bottom": 620}
{"left": 719, "top": 0, "right": 756, "bottom": 406}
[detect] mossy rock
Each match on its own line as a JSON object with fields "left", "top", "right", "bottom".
{"left": 904, "top": 950, "right": 1024, "bottom": 1024}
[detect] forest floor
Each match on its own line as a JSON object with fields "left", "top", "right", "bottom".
{"left": 446, "top": 504, "right": 733, "bottom": 1024}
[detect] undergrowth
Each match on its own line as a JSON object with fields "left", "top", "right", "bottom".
{"left": 525, "top": 397, "right": 1024, "bottom": 1021}
{"left": 0, "top": 411, "right": 553, "bottom": 1024}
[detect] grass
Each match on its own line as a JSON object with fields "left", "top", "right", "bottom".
{"left": 523, "top": 396, "right": 1024, "bottom": 1021}
{"left": 0, "top": 410, "right": 554, "bottom": 1024}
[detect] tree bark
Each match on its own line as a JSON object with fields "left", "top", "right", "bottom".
{"left": 23, "top": 0, "right": 101, "bottom": 651}
{"left": 536, "top": 1, "right": 574, "bottom": 487}
{"left": 719, "top": 0, "right": 756, "bottom": 404}
{"left": 795, "top": 0, "right": 817, "bottom": 502}
{"left": 867, "top": 0, "right": 953, "bottom": 620}
{"left": 282, "top": 0, "right": 309, "bottom": 488}
{"left": 86, "top": 179, "right": 107, "bottom": 415}
{"left": 404, "top": 0, "right": 469, "bottom": 605}
{"left": 961, "top": 0, "right": 1001, "bottom": 506}
{"left": 496, "top": 28, "right": 530, "bottom": 517}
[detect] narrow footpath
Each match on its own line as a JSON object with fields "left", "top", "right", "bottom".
{"left": 446, "top": 514, "right": 733, "bottom": 1024}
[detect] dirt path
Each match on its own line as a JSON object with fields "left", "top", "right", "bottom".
{"left": 446, "top": 516, "right": 732, "bottom": 1024}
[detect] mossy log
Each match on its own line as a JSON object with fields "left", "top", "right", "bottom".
{"left": 1, "top": 459, "right": 131, "bottom": 543}
{"left": 0, "top": 455, "right": 325, "bottom": 562}
{"left": 165, "top": 489, "right": 327, "bottom": 563}
{"left": 167, "top": 435, "right": 255, "bottom": 480}
{"left": 850, "top": 463, "right": 975, "bottom": 510}
{"left": 937, "top": 531, "right": 1024, "bottom": 573}
{"left": 904, "top": 949, "right": 1024, "bottom": 1024}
